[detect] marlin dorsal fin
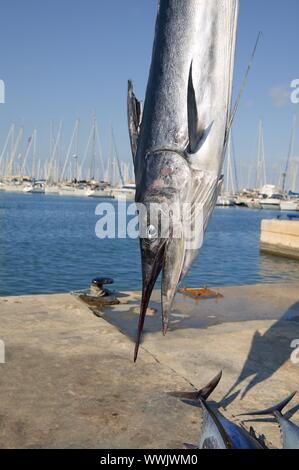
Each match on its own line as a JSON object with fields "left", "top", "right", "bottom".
{"left": 187, "top": 63, "right": 213, "bottom": 155}
{"left": 238, "top": 392, "right": 297, "bottom": 417}
{"left": 167, "top": 371, "right": 222, "bottom": 402}
{"left": 127, "top": 80, "right": 142, "bottom": 160}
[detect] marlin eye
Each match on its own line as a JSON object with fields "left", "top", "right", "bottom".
{"left": 147, "top": 225, "right": 157, "bottom": 239}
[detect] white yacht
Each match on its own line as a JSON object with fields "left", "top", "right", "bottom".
{"left": 3, "top": 182, "right": 25, "bottom": 192}
{"left": 235, "top": 191, "right": 259, "bottom": 208}
{"left": 85, "top": 187, "right": 113, "bottom": 198}
{"left": 111, "top": 184, "right": 136, "bottom": 201}
{"left": 260, "top": 195, "right": 285, "bottom": 210}
{"left": 259, "top": 185, "right": 285, "bottom": 210}
{"left": 59, "top": 185, "right": 87, "bottom": 197}
{"left": 216, "top": 195, "right": 235, "bottom": 207}
{"left": 280, "top": 200, "right": 299, "bottom": 211}
{"left": 85, "top": 182, "right": 113, "bottom": 198}
{"left": 45, "top": 185, "right": 60, "bottom": 195}
{"left": 23, "top": 182, "right": 45, "bottom": 194}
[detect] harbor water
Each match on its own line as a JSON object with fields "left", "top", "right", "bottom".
{"left": 1, "top": 192, "right": 299, "bottom": 297}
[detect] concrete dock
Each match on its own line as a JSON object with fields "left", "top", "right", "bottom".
{"left": 261, "top": 219, "right": 299, "bottom": 260}
{"left": 0, "top": 283, "right": 298, "bottom": 449}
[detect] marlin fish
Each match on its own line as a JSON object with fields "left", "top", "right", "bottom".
{"left": 128, "top": 0, "right": 239, "bottom": 360}
{"left": 170, "top": 372, "right": 265, "bottom": 449}
{"left": 240, "top": 392, "right": 299, "bottom": 449}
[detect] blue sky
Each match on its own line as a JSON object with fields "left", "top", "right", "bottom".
{"left": 0, "top": 0, "right": 298, "bottom": 187}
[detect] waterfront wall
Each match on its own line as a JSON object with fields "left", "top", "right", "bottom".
{"left": 261, "top": 219, "right": 299, "bottom": 260}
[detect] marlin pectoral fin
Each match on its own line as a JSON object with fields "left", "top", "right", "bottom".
{"left": 127, "top": 80, "right": 142, "bottom": 160}
{"left": 161, "top": 237, "right": 185, "bottom": 335}
{"left": 187, "top": 62, "right": 213, "bottom": 155}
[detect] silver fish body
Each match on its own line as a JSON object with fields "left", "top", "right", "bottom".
{"left": 128, "top": 0, "right": 239, "bottom": 359}
{"left": 275, "top": 413, "right": 299, "bottom": 450}
{"left": 199, "top": 400, "right": 232, "bottom": 449}
{"left": 240, "top": 392, "right": 299, "bottom": 449}
{"left": 199, "top": 402, "right": 264, "bottom": 449}
{"left": 215, "top": 411, "right": 264, "bottom": 449}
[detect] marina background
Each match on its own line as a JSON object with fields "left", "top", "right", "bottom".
{"left": 1, "top": 191, "right": 299, "bottom": 297}
{"left": 0, "top": 0, "right": 299, "bottom": 188}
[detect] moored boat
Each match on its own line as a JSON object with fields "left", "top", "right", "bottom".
{"left": 216, "top": 195, "right": 235, "bottom": 207}
{"left": 111, "top": 184, "right": 135, "bottom": 201}
{"left": 280, "top": 200, "right": 299, "bottom": 211}
{"left": 259, "top": 185, "right": 285, "bottom": 210}
{"left": 85, "top": 187, "right": 113, "bottom": 198}
{"left": 260, "top": 197, "right": 284, "bottom": 210}
{"left": 23, "top": 182, "right": 45, "bottom": 194}
{"left": 45, "top": 185, "right": 60, "bottom": 195}
{"left": 58, "top": 185, "right": 87, "bottom": 197}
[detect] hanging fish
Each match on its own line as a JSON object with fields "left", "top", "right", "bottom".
{"left": 128, "top": 0, "right": 239, "bottom": 360}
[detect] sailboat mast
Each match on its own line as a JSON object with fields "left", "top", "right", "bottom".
{"left": 110, "top": 125, "right": 124, "bottom": 187}
{"left": 61, "top": 119, "right": 80, "bottom": 182}
{"left": 90, "top": 115, "right": 96, "bottom": 180}
{"left": 282, "top": 115, "right": 297, "bottom": 192}
{"left": 0, "top": 124, "right": 14, "bottom": 176}
{"left": 8, "top": 127, "right": 23, "bottom": 177}
{"left": 31, "top": 129, "right": 37, "bottom": 179}
{"left": 256, "top": 119, "right": 266, "bottom": 189}
{"left": 47, "top": 121, "right": 62, "bottom": 183}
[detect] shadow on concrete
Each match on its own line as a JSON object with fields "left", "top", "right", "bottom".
{"left": 97, "top": 293, "right": 299, "bottom": 404}
{"left": 98, "top": 293, "right": 227, "bottom": 346}
{"left": 223, "top": 301, "right": 299, "bottom": 401}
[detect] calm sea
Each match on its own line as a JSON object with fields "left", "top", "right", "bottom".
{"left": 1, "top": 192, "right": 298, "bottom": 296}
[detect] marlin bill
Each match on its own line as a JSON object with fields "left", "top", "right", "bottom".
{"left": 128, "top": 0, "right": 239, "bottom": 360}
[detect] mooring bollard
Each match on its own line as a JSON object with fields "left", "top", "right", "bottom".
{"left": 90, "top": 277, "right": 114, "bottom": 297}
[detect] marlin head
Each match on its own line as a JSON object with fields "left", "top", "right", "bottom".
{"left": 134, "top": 151, "right": 192, "bottom": 361}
